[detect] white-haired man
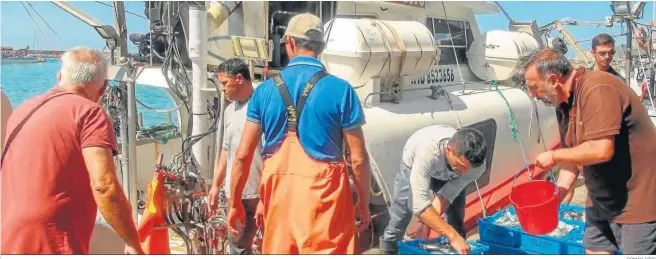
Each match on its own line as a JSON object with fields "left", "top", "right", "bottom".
{"left": 1, "top": 47, "right": 143, "bottom": 254}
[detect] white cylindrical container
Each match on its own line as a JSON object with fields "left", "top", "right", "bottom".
{"left": 467, "top": 30, "right": 540, "bottom": 82}
{"left": 321, "top": 18, "right": 439, "bottom": 87}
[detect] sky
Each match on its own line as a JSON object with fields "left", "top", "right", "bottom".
{"left": 476, "top": 1, "right": 655, "bottom": 49}
{"left": 1, "top": 1, "right": 654, "bottom": 55}
{"left": 1, "top": 1, "right": 149, "bottom": 52}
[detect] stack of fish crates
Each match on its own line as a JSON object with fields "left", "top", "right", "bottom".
{"left": 477, "top": 204, "right": 588, "bottom": 255}
{"left": 398, "top": 236, "right": 489, "bottom": 255}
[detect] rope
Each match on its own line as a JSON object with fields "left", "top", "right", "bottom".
{"left": 20, "top": 2, "right": 56, "bottom": 51}
{"left": 491, "top": 80, "right": 533, "bottom": 183}
{"left": 114, "top": 85, "right": 182, "bottom": 113}
{"left": 440, "top": 2, "right": 467, "bottom": 93}
{"left": 137, "top": 123, "right": 180, "bottom": 144}
{"left": 442, "top": 86, "right": 485, "bottom": 217}
{"left": 26, "top": 2, "right": 69, "bottom": 49}
{"left": 575, "top": 33, "right": 627, "bottom": 44}
{"left": 94, "top": 1, "right": 148, "bottom": 19}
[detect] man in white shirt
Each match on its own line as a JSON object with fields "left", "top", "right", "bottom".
{"left": 207, "top": 58, "right": 263, "bottom": 254}
{"left": 379, "top": 125, "right": 487, "bottom": 255}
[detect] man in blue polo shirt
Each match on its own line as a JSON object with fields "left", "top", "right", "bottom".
{"left": 227, "top": 13, "right": 372, "bottom": 254}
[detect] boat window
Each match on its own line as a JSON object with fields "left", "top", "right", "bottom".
{"left": 462, "top": 118, "right": 497, "bottom": 194}
{"left": 320, "top": 1, "right": 337, "bottom": 24}
{"left": 425, "top": 18, "right": 474, "bottom": 65}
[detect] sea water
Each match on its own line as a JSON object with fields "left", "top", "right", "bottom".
{"left": 1, "top": 58, "right": 179, "bottom": 127}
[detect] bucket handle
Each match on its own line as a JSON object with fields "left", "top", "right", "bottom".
{"left": 511, "top": 164, "right": 558, "bottom": 195}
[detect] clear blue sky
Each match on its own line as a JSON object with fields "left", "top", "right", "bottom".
{"left": 1, "top": 1, "right": 654, "bottom": 54}
{"left": 477, "top": 1, "right": 655, "bottom": 49}
{"left": 1, "top": 1, "right": 148, "bottom": 52}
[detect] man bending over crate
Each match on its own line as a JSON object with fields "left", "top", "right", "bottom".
{"left": 378, "top": 125, "right": 487, "bottom": 255}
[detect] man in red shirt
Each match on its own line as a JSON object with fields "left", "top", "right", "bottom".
{"left": 1, "top": 47, "right": 143, "bottom": 254}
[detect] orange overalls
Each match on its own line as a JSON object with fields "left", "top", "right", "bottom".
{"left": 258, "top": 71, "right": 356, "bottom": 254}
{"left": 137, "top": 170, "right": 171, "bottom": 254}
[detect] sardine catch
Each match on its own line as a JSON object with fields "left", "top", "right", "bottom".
{"left": 545, "top": 221, "right": 578, "bottom": 238}
{"left": 417, "top": 243, "right": 454, "bottom": 254}
{"left": 493, "top": 209, "right": 520, "bottom": 227}
{"left": 562, "top": 210, "right": 585, "bottom": 222}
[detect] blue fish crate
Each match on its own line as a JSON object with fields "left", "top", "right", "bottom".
{"left": 559, "top": 204, "right": 586, "bottom": 227}
{"left": 480, "top": 241, "right": 540, "bottom": 255}
{"left": 398, "top": 237, "right": 489, "bottom": 255}
{"left": 478, "top": 206, "right": 586, "bottom": 254}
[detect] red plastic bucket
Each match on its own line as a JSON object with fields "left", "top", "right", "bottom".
{"left": 509, "top": 180, "right": 560, "bottom": 235}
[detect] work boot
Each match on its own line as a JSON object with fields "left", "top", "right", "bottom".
{"left": 378, "top": 236, "right": 398, "bottom": 255}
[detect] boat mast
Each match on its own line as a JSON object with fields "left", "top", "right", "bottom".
{"left": 189, "top": 2, "right": 211, "bottom": 178}
{"left": 626, "top": 20, "right": 633, "bottom": 81}
{"left": 112, "top": 1, "right": 139, "bottom": 223}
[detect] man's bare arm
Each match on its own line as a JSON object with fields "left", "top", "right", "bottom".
{"left": 83, "top": 146, "right": 141, "bottom": 250}
{"left": 343, "top": 128, "right": 371, "bottom": 208}
{"left": 212, "top": 149, "right": 228, "bottom": 188}
{"left": 553, "top": 137, "right": 614, "bottom": 166}
{"left": 418, "top": 196, "right": 459, "bottom": 240}
{"left": 556, "top": 163, "right": 580, "bottom": 202}
{"left": 229, "top": 121, "right": 262, "bottom": 208}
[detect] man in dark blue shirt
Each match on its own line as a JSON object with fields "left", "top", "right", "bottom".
{"left": 588, "top": 33, "right": 625, "bottom": 82}
{"left": 227, "top": 13, "right": 371, "bottom": 254}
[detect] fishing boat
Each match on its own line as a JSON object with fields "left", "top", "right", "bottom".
{"left": 28, "top": 0, "right": 654, "bottom": 254}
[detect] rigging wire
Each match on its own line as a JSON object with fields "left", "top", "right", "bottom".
{"left": 94, "top": 1, "right": 148, "bottom": 19}
{"left": 113, "top": 86, "right": 183, "bottom": 113}
{"left": 19, "top": 1, "right": 56, "bottom": 51}
{"left": 575, "top": 33, "right": 627, "bottom": 43}
{"left": 439, "top": 1, "right": 486, "bottom": 217}
{"left": 493, "top": 1, "right": 513, "bottom": 23}
{"left": 630, "top": 22, "right": 656, "bottom": 113}
{"left": 439, "top": 2, "right": 466, "bottom": 92}
{"left": 26, "top": 2, "right": 69, "bottom": 49}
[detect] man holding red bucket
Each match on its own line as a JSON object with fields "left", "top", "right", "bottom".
{"left": 522, "top": 48, "right": 656, "bottom": 255}
{"left": 378, "top": 125, "right": 487, "bottom": 255}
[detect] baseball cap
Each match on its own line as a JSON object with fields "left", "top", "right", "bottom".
{"left": 284, "top": 13, "right": 324, "bottom": 42}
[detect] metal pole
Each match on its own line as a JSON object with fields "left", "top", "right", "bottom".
{"left": 51, "top": 1, "right": 106, "bottom": 27}
{"left": 113, "top": 1, "right": 138, "bottom": 224}
{"left": 648, "top": 22, "right": 655, "bottom": 98}
{"left": 213, "top": 90, "right": 227, "bottom": 179}
{"left": 189, "top": 3, "right": 211, "bottom": 178}
{"left": 127, "top": 78, "right": 139, "bottom": 225}
{"left": 626, "top": 19, "right": 633, "bottom": 82}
